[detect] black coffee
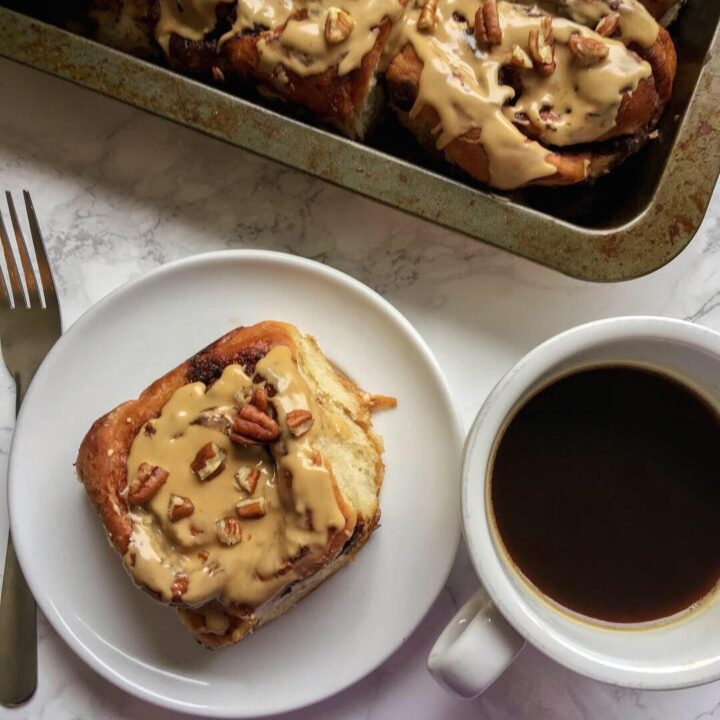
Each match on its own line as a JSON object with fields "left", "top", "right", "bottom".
{"left": 490, "top": 364, "right": 720, "bottom": 623}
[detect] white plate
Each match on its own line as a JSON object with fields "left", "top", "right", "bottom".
{"left": 8, "top": 250, "right": 462, "bottom": 717}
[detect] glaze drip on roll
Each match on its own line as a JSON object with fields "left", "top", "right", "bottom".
{"left": 155, "top": 0, "right": 662, "bottom": 189}
{"left": 385, "top": 0, "right": 657, "bottom": 188}
{"left": 124, "top": 345, "right": 355, "bottom": 610}
{"left": 156, "top": 0, "right": 405, "bottom": 77}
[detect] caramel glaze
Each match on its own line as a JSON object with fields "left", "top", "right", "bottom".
{"left": 386, "top": 0, "right": 657, "bottom": 188}
{"left": 123, "top": 345, "right": 355, "bottom": 617}
{"left": 157, "top": 0, "right": 405, "bottom": 76}
{"left": 156, "top": 0, "right": 660, "bottom": 189}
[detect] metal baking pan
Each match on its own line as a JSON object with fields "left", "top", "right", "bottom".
{"left": 0, "top": 3, "right": 718, "bottom": 281}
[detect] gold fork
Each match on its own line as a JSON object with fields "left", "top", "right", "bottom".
{"left": 0, "top": 191, "right": 61, "bottom": 706}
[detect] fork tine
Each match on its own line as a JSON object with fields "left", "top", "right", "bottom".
{"left": 0, "top": 252, "right": 10, "bottom": 308}
{"left": 0, "top": 203, "right": 23, "bottom": 308}
{"left": 23, "top": 191, "right": 57, "bottom": 311}
{"left": 6, "top": 192, "right": 39, "bottom": 308}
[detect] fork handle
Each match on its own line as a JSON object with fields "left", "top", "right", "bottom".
{"left": 0, "top": 534, "right": 37, "bottom": 706}
{"left": 0, "top": 370, "right": 37, "bottom": 706}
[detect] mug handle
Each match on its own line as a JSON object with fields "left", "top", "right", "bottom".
{"left": 428, "top": 586, "right": 525, "bottom": 698}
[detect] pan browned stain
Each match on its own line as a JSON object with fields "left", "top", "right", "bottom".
{"left": 0, "top": 4, "right": 718, "bottom": 281}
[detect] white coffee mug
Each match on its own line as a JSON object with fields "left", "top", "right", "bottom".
{"left": 429, "top": 317, "right": 720, "bottom": 697}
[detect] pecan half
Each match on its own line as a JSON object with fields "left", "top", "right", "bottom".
{"left": 286, "top": 409, "right": 314, "bottom": 437}
{"left": 595, "top": 12, "right": 620, "bottom": 37}
{"left": 127, "top": 463, "right": 168, "bottom": 505}
{"left": 475, "top": 0, "right": 502, "bottom": 46}
{"left": 216, "top": 517, "right": 243, "bottom": 546}
{"left": 567, "top": 33, "right": 609, "bottom": 65}
{"left": 236, "top": 497, "right": 267, "bottom": 519}
{"left": 417, "top": 0, "right": 437, "bottom": 31}
{"left": 528, "top": 17, "right": 555, "bottom": 76}
{"left": 235, "top": 466, "right": 261, "bottom": 494}
{"left": 230, "top": 404, "right": 281, "bottom": 445}
{"left": 325, "top": 7, "right": 354, "bottom": 44}
{"left": 168, "top": 494, "right": 195, "bottom": 522}
{"left": 191, "top": 442, "right": 226, "bottom": 481}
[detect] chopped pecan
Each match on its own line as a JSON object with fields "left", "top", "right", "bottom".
{"left": 171, "top": 575, "right": 188, "bottom": 602}
{"left": 509, "top": 45, "right": 533, "bottom": 69}
{"left": 417, "top": 0, "right": 437, "bottom": 31}
{"left": 567, "top": 33, "right": 609, "bottom": 65}
{"left": 216, "top": 517, "right": 243, "bottom": 546}
{"left": 235, "top": 466, "right": 261, "bottom": 494}
{"left": 325, "top": 7, "right": 354, "bottom": 44}
{"left": 595, "top": 12, "right": 620, "bottom": 37}
{"left": 286, "top": 409, "right": 314, "bottom": 437}
{"left": 168, "top": 494, "right": 195, "bottom": 522}
{"left": 236, "top": 497, "right": 267, "bottom": 519}
{"left": 191, "top": 442, "right": 226, "bottom": 482}
{"left": 127, "top": 463, "right": 168, "bottom": 505}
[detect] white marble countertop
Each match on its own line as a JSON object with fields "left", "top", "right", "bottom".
{"left": 1, "top": 56, "right": 720, "bottom": 720}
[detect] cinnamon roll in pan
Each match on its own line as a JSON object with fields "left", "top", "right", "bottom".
{"left": 158, "top": 0, "right": 408, "bottom": 138}
{"left": 60, "top": 0, "right": 408, "bottom": 139}
{"left": 385, "top": 1, "right": 677, "bottom": 189}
